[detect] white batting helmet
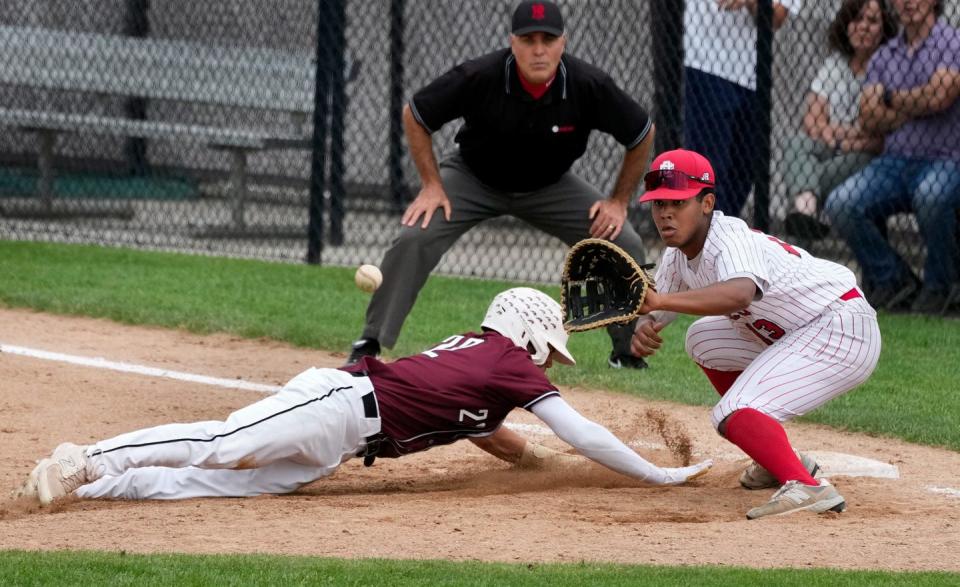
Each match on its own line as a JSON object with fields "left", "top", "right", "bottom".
{"left": 481, "top": 287, "right": 576, "bottom": 366}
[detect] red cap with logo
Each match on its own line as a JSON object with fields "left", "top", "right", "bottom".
{"left": 638, "top": 149, "right": 716, "bottom": 203}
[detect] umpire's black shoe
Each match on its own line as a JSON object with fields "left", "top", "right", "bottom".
{"left": 910, "top": 288, "right": 949, "bottom": 315}
{"left": 608, "top": 352, "right": 648, "bottom": 370}
{"left": 944, "top": 284, "right": 960, "bottom": 315}
{"left": 868, "top": 275, "right": 919, "bottom": 311}
{"left": 345, "top": 338, "right": 380, "bottom": 366}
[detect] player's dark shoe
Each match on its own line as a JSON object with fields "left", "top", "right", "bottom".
{"left": 608, "top": 352, "right": 648, "bottom": 370}
{"left": 345, "top": 338, "right": 380, "bottom": 366}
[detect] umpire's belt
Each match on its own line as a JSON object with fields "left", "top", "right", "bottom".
{"left": 353, "top": 372, "right": 384, "bottom": 467}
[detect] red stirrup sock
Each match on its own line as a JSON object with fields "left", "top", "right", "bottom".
{"left": 723, "top": 408, "right": 817, "bottom": 486}
{"left": 698, "top": 365, "right": 743, "bottom": 396}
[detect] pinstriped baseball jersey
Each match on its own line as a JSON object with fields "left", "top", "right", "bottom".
{"left": 655, "top": 212, "right": 860, "bottom": 343}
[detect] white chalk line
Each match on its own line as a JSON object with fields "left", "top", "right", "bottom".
{"left": 0, "top": 343, "right": 282, "bottom": 393}
{"left": 6, "top": 342, "right": 959, "bottom": 497}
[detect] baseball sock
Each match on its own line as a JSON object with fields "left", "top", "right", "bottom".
{"left": 723, "top": 408, "right": 817, "bottom": 486}
{"left": 698, "top": 365, "right": 743, "bottom": 396}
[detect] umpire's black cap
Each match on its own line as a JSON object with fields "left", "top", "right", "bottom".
{"left": 511, "top": 1, "right": 564, "bottom": 36}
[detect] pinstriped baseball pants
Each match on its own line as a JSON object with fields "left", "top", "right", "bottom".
{"left": 684, "top": 297, "right": 881, "bottom": 430}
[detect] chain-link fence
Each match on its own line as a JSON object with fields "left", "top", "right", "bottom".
{"left": 0, "top": 1, "right": 958, "bottom": 310}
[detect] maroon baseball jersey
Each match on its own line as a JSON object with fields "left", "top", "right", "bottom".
{"left": 340, "top": 331, "right": 559, "bottom": 458}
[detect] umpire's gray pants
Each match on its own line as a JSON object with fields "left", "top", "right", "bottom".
{"left": 362, "top": 155, "right": 647, "bottom": 354}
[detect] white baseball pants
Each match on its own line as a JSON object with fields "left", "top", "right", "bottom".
{"left": 75, "top": 368, "right": 381, "bottom": 499}
{"left": 685, "top": 296, "right": 881, "bottom": 430}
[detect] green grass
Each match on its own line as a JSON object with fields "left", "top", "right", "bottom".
{"left": 2, "top": 240, "right": 959, "bottom": 451}
{"left": 0, "top": 551, "right": 957, "bottom": 586}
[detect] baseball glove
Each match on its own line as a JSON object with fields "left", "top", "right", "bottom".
{"left": 561, "top": 238, "right": 656, "bottom": 332}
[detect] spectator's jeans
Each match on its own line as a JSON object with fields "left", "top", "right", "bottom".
{"left": 824, "top": 155, "right": 960, "bottom": 292}
{"left": 782, "top": 133, "right": 874, "bottom": 210}
{"left": 683, "top": 67, "right": 758, "bottom": 217}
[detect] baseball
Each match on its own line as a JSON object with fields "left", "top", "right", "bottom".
{"left": 354, "top": 264, "right": 383, "bottom": 293}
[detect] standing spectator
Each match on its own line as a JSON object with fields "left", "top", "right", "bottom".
{"left": 784, "top": 0, "right": 896, "bottom": 241}
{"left": 824, "top": 0, "right": 960, "bottom": 313}
{"left": 347, "top": 1, "right": 656, "bottom": 369}
{"left": 683, "top": 0, "right": 802, "bottom": 217}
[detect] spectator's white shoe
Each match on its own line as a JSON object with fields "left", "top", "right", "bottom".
{"left": 36, "top": 443, "right": 90, "bottom": 505}
{"left": 739, "top": 452, "right": 820, "bottom": 490}
{"left": 746, "top": 480, "right": 846, "bottom": 520}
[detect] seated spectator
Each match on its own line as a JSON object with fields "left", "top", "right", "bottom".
{"left": 824, "top": 0, "right": 960, "bottom": 313}
{"left": 783, "top": 0, "right": 895, "bottom": 240}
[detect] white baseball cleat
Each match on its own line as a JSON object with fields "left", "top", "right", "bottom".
{"left": 35, "top": 443, "right": 90, "bottom": 505}
{"left": 12, "top": 460, "right": 43, "bottom": 499}
{"left": 739, "top": 452, "right": 820, "bottom": 490}
{"left": 746, "top": 479, "right": 846, "bottom": 520}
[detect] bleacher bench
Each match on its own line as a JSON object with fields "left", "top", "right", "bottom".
{"left": 0, "top": 24, "right": 316, "bottom": 228}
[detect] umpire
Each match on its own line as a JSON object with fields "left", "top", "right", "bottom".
{"left": 347, "top": 0, "right": 655, "bottom": 369}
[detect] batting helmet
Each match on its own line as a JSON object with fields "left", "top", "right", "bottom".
{"left": 481, "top": 288, "right": 576, "bottom": 366}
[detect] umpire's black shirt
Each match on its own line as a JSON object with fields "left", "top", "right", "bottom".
{"left": 409, "top": 49, "right": 652, "bottom": 193}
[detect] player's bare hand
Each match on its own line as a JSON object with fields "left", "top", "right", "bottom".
{"left": 639, "top": 288, "right": 663, "bottom": 315}
{"left": 402, "top": 183, "right": 452, "bottom": 229}
{"left": 658, "top": 459, "right": 714, "bottom": 485}
{"left": 588, "top": 198, "right": 628, "bottom": 240}
{"left": 631, "top": 318, "right": 666, "bottom": 357}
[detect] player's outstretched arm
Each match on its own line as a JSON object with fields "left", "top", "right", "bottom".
{"left": 642, "top": 277, "right": 757, "bottom": 317}
{"left": 530, "top": 396, "right": 712, "bottom": 485}
{"left": 470, "top": 426, "right": 587, "bottom": 469}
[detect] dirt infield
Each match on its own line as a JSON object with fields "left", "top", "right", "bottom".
{"left": 1, "top": 307, "right": 958, "bottom": 571}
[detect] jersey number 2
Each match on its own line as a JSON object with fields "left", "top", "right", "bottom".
{"left": 422, "top": 335, "right": 484, "bottom": 358}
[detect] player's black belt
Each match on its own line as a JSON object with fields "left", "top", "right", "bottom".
{"left": 361, "top": 390, "right": 378, "bottom": 418}
{"left": 357, "top": 384, "right": 384, "bottom": 467}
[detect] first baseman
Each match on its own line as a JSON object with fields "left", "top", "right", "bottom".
{"left": 19, "top": 288, "right": 711, "bottom": 504}
{"left": 631, "top": 149, "right": 881, "bottom": 519}
{"left": 347, "top": 0, "right": 655, "bottom": 370}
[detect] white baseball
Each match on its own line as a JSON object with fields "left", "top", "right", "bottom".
{"left": 354, "top": 264, "right": 383, "bottom": 293}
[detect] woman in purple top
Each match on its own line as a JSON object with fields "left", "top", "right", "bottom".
{"left": 824, "top": 0, "right": 960, "bottom": 313}
{"left": 18, "top": 288, "right": 712, "bottom": 504}
{"left": 782, "top": 0, "right": 895, "bottom": 241}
